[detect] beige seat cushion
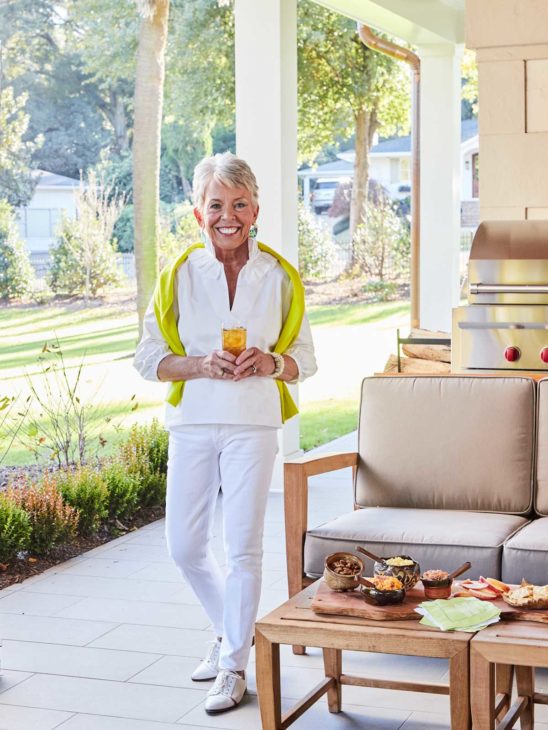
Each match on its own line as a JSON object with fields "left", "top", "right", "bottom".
{"left": 502, "top": 518, "right": 548, "bottom": 585}
{"left": 304, "top": 507, "right": 529, "bottom": 580}
{"left": 356, "top": 376, "right": 535, "bottom": 514}
{"left": 535, "top": 379, "right": 548, "bottom": 516}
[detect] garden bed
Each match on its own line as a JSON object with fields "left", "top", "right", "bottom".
{"left": 0, "top": 420, "right": 168, "bottom": 592}
{"left": 0, "top": 503, "right": 164, "bottom": 591}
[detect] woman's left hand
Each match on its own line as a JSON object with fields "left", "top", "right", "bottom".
{"left": 233, "top": 347, "right": 275, "bottom": 381}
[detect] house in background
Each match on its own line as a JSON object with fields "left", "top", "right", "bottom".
{"left": 17, "top": 170, "right": 79, "bottom": 254}
{"left": 299, "top": 118, "right": 479, "bottom": 230}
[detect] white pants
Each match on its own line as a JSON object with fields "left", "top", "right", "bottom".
{"left": 165, "top": 424, "right": 278, "bottom": 671}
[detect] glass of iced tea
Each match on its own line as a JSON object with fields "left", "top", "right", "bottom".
{"left": 221, "top": 321, "right": 247, "bottom": 357}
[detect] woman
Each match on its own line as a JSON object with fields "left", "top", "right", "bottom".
{"left": 134, "top": 152, "right": 317, "bottom": 715}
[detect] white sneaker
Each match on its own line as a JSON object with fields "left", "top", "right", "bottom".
{"left": 191, "top": 639, "right": 221, "bottom": 682}
{"left": 205, "top": 669, "right": 246, "bottom": 714}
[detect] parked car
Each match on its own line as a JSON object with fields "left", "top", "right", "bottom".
{"left": 311, "top": 179, "right": 340, "bottom": 214}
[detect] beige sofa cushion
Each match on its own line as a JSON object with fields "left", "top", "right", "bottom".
{"left": 355, "top": 376, "right": 535, "bottom": 514}
{"left": 304, "top": 507, "right": 528, "bottom": 580}
{"left": 502, "top": 518, "right": 548, "bottom": 585}
{"left": 535, "top": 379, "right": 548, "bottom": 516}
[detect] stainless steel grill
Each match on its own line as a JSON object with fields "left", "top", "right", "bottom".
{"left": 452, "top": 220, "right": 548, "bottom": 372}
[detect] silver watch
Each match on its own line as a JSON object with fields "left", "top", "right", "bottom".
{"left": 268, "top": 352, "right": 285, "bottom": 378}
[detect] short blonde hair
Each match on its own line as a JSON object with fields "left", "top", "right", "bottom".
{"left": 192, "top": 152, "right": 259, "bottom": 211}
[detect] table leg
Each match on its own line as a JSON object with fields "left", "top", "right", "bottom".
{"left": 256, "top": 628, "right": 281, "bottom": 730}
{"left": 515, "top": 665, "right": 534, "bottom": 730}
{"left": 495, "top": 664, "right": 513, "bottom": 720}
{"left": 470, "top": 645, "right": 495, "bottom": 730}
{"left": 323, "top": 648, "right": 342, "bottom": 713}
{"left": 449, "top": 644, "right": 471, "bottom": 730}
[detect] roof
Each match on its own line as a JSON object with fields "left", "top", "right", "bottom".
{"left": 297, "top": 159, "right": 354, "bottom": 178}
{"left": 372, "top": 118, "right": 478, "bottom": 154}
{"left": 32, "top": 170, "right": 80, "bottom": 189}
{"left": 337, "top": 118, "right": 478, "bottom": 160}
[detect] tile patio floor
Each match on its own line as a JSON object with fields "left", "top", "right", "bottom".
{"left": 1, "top": 431, "right": 548, "bottom": 730}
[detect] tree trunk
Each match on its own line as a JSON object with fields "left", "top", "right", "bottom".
{"left": 133, "top": 0, "right": 170, "bottom": 335}
{"left": 110, "top": 90, "right": 130, "bottom": 154}
{"left": 350, "top": 108, "right": 369, "bottom": 246}
{"left": 350, "top": 109, "right": 380, "bottom": 266}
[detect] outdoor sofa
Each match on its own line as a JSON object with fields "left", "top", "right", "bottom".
{"left": 284, "top": 375, "right": 548, "bottom": 603}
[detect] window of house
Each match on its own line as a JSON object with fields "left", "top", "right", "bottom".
{"left": 400, "top": 157, "right": 411, "bottom": 182}
{"left": 390, "top": 158, "right": 399, "bottom": 183}
{"left": 19, "top": 208, "right": 63, "bottom": 238}
{"left": 472, "top": 153, "right": 479, "bottom": 199}
{"left": 26, "top": 209, "right": 51, "bottom": 238}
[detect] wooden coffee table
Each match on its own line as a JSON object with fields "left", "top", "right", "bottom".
{"left": 255, "top": 581, "right": 472, "bottom": 729}
{"left": 471, "top": 621, "right": 548, "bottom": 729}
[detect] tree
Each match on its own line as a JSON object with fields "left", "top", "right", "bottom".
{"left": 0, "top": 0, "right": 129, "bottom": 178}
{"left": 0, "top": 199, "right": 34, "bottom": 300}
{"left": 0, "top": 85, "right": 39, "bottom": 206}
{"left": 462, "top": 49, "right": 478, "bottom": 117}
{"left": 298, "top": 1, "right": 410, "bottom": 242}
{"left": 49, "top": 171, "right": 123, "bottom": 298}
{"left": 133, "top": 0, "right": 170, "bottom": 332}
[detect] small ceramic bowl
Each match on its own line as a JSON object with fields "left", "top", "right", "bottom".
{"left": 421, "top": 575, "right": 453, "bottom": 599}
{"left": 360, "top": 586, "right": 406, "bottom": 605}
{"left": 374, "top": 555, "right": 421, "bottom": 590}
{"left": 323, "top": 552, "right": 364, "bottom": 592}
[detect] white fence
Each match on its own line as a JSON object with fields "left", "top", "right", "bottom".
{"left": 29, "top": 252, "right": 136, "bottom": 291}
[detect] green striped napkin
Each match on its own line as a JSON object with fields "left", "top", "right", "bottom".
{"left": 416, "top": 597, "right": 501, "bottom": 632}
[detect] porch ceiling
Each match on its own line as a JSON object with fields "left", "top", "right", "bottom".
{"left": 312, "top": 0, "right": 465, "bottom": 46}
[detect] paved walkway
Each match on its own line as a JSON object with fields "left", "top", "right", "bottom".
{"left": 1, "top": 431, "right": 548, "bottom": 729}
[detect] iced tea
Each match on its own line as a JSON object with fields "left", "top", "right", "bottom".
{"left": 222, "top": 324, "right": 247, "bottom": 356}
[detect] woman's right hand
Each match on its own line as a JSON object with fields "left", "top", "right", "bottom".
{"left": 201, "top": 350, "right": 237, "bottom": 380}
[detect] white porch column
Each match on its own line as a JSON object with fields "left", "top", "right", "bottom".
{"left": 234, "top": 0, "right": 300, "bottom": 491}
{"left": 417, "top": 43, "right": 463, "bottom": 332}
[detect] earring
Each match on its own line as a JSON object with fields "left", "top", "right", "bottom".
{"left": 249, "top": 224, "right": 258, "bottom": 239}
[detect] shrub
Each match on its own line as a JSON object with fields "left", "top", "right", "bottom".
{"left": 56, "top": 466, "right": 109, "bottom": 536}
{"left": 0, "top": 199, "right": 34, "bottom": 300}
{"left": 352, "top": 192, "right": 410, "bottom": 281}
{"left": 6, "top": 476, "right": 78, "bottom": 555}
{"left": 48, "top": 171, "right": 123, "bottom": 298}
{"left": 159, "top": 202, "right": 200, "bottom": 268}
{"left": 102, "top": 460, "right": 141, "bottom": 522}
{"left": 0, "top": 496, "right": 31, "bottom": 564}
{"left": 117, "top": 420, "right": 168, "bottom": 508}
{"left": 298, "top": 203, "right": 336, "bottom": 281}
{"left": 22, "top": 344, "right": 116, "bottom": 468}
{"left": 361, "top": 280, "right": 398, "bottom": 302}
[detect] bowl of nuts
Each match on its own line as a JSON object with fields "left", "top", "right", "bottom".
{"left": 324, "top": 552, "right": 365, "bottom": 592}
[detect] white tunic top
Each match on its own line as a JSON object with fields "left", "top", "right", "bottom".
{"left": 133, "top": 239, "right": 317, "bottom": 429}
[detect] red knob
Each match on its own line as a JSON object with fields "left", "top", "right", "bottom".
{"left": 541, "top": 348, "right": 548, "bottom": 364}
{"left": 504, "top": 346, "right": 521, "bottom": 362}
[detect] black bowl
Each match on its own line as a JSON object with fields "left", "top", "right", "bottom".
{"left": 360, "top": 586, "right": 406, "bottom": 606}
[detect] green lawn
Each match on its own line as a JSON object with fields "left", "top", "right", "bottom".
{"left": 300, "top": 398, "right": 358, "bottom": 451}
{"left": 307, "top": 300, "right": 409, "bottom": 327}
{"left": 0, "top": 297, "right": 408, "bottom": 464}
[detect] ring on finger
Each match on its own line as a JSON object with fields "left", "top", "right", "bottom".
{"left": 221, "top": 368, "right": 226, "bottom": 377}
{"left": 251, "top": 364, "right": 257, "bottom": 374}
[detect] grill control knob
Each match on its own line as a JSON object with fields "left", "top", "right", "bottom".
{"left": 504, "top": 346, "right": 521, "bottom": 362}
{"left": 541, "top": 348, "right": 548, "bottom": 364}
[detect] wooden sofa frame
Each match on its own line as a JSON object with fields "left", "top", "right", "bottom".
{"left": 284, "top": 450, "right": 358, "bottom": 654}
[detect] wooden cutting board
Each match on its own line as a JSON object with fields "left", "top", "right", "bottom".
{"left": 311, "top": 579, "right": 424, "bottom": 621}
{"left": 310, "top": 580, "right": 548, "bottom": 624}
{"left": 498, "top": 599, "right": 548, "bottom": 623}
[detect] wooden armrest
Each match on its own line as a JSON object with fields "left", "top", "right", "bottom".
{"left": 285, "top": 451, "right": 358, "bottom": 478}
{"left": 284, "top": 451, "right": 359, "bottom": 597}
